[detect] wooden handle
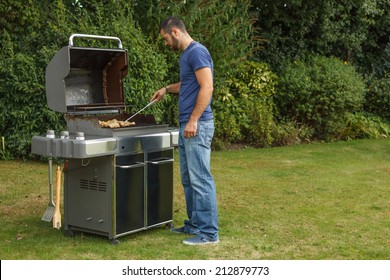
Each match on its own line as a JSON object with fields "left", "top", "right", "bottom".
{"left": 52, "top": 166, "right": 62, "bottom": 229}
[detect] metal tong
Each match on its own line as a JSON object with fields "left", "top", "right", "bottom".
{"left": 125, "top": 99, "right": 157, "bottom": 122}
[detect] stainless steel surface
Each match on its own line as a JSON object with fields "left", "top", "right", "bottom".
{"left": 32, "top": 135, "right": 118, "bottom": 158}
{"left": 33, "top": 34, "right": 177, "bottom": 241}
{"left": 147, "top": 158, "right": 174, "bottom": 165}
{"left": 31, "top": 128, "right": 178, "bottom": 158}
{"left": 64, "top": 114, "right": 167, "bottom": 137}
{"left": 63, "top": 148, "right": 174, "bottom": 240}
{"left": 125, "top": 99, "right": 157, "bottom": 122}
{"left": 84, "top": 138, "right": 117, "bottom": 155}
{"left": 64, "top": 156, "right": 112, "bottom": 235}
{"left": 116, "top": 132, "right": 172, "bottom": 155}
{"left": 168, "top": 128, "right": 179, "bottom": 146}
{"left": 69, "top": 34, "right": 123, "bottom": 49}
{"left": 45, "top": 46, "right": 128, "bottom": 113}
{"left": 116, "top": 162, "right": 145, "bottom": 169}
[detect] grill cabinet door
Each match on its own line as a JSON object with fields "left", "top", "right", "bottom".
{"left": 115, "top": 153, "right": 145, "bottom": 234}
{"left": 147, "top": 149, "right": 174, "bottom": 226}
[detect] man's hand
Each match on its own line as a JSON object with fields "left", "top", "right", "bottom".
{"left": 184, "top": 120, "right": 197, "bottom": 138}
{"left": 150, "top": 87, "right": 166, "bottom": 102}
{"left": 151, "top": 82, "right": 180, "bottom": 102}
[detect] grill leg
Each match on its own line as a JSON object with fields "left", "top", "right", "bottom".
{"left": 111, "top": 239, "right": 120, "bottom": 245}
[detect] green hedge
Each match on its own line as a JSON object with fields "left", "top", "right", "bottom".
{"left": 364, "top": 74, "right": 390, "bottom": 121}
{"left": 275, "top": 56, "right": 366, "bottom": 140}
{"left": 213, "top": 61, "right": 277, "bottom": 149}
{"left": 2, "top": 1, "right": 387, "bottom": 159}
{"left": 337, "top": 113, "right": 390, "bottom": 140}
{"left": 0, "top": 1, "right": 168, "bottom": 159}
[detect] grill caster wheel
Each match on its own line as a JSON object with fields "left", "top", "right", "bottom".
{"left": 64, "top": 230, "right": 75, "bottom": 238}
{"left": 111, "top": 239, "right": 120, "bottom": 245}
{"left": 166, "top": 222, "right": 174, "bottom": 229}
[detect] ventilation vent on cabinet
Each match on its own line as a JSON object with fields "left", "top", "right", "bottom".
{"left": 80, "top": 179, "right": 107, "bottom": 192}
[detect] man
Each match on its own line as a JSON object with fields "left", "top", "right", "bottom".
{"left": 151, "top": 17, "right": 219, "bottom": 245}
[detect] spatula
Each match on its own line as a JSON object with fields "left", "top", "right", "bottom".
{"left": 41, "top": 158, "right": 55, "bottom": 222}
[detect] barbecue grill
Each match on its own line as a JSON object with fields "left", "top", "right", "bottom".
{"left": 31, "top": 34, "right": 178, "bottom": 243}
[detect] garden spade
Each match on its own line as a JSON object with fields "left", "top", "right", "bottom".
{"left": 52, "top": 166, "right": 62, "bottom": 229}
{"left": 41, "top": 159, "right": 55, "bottom": 222}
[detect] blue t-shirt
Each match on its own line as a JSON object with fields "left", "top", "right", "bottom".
{"left": 179, "top": 41, "right": 214, "bottom": 123}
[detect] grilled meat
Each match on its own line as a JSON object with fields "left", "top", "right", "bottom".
{"left": 99, "top": 119, "right": 135, "bottom": 128}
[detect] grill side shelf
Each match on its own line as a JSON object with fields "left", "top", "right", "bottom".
{"left": 31, "top": 136, "right": 117, "bottom": 158}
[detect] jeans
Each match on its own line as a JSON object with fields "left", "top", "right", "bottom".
{"left": 178, "top": 119, "right": 219, "bottom": 241}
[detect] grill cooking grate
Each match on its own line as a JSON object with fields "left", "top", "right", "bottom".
{"left": 80, "top": 179, "right": 107, "bottom": 192}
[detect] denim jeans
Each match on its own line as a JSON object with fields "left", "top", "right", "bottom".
{"left": 179, "top": 119, "right": 219, "bottom": 241}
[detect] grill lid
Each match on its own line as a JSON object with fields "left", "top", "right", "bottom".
{"left": 45, "top": 34, "right": 128, "bottom": 114}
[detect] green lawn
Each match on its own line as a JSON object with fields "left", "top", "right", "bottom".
{"left": 0, "top": 139, "right": 389, "bottom": 259}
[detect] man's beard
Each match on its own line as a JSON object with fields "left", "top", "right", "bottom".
{"left": 171, "top": 36, "right": 180, "bottom": 51}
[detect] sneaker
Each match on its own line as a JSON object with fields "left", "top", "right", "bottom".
{"left": 182, "top": 235, "right": 219, "bottom": 246}
{"left": 170, "top": 226, "right": 191, "bottom": 234}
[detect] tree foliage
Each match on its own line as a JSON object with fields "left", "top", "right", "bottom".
{"left": 253, "top": 0, "right": 390, "bottom": 76}
{"left": 132, "top": 0, "right": 258, "bottom": 80}
{"left": 1, "top": 0, "right": 262, "bottom": 158}
{"left": 132, "top": 0, "right": 260, "bottom": 127}
{"left": 0, "top": 0, "right": 167, "bottom": 158}
{"left": 1, "top": 0, "right": 389, "bottom": 159}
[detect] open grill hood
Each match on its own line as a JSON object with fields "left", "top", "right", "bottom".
{"left": 45, "top": 39, "right": 128, "bottom": 114}
{"left": 32, "top": 34, "right": 178, "bottom": 159}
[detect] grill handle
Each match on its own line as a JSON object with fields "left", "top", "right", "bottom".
{"left": 147, "top": 158, "right": 174, "bottom": 165}
{"left": 116, "top": 162, "right": 145, "bottom": 169}
{"left": 69, "top": 34, "right": 123, "bottom": 49}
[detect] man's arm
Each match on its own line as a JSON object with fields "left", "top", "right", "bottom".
{"left": 151, "top": 82, "right": 181, "bottom": 102}
{"left": 184, "top": 67, "right": 213, "bottom": 138}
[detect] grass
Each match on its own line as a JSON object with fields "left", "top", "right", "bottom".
{"left": 0, "top": 139, "right": 389, "bottom": 260}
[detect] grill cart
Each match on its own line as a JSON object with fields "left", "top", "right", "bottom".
{"left": 32, "top": 34, "right": 178, "bottom": 244}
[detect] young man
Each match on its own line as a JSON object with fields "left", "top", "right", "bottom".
{"left": 151, "top": 17, "right": 219, "bottom": 245}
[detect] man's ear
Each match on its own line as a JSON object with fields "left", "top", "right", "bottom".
{"left": 171, "top": 27, "right": 179, "bottom": 37}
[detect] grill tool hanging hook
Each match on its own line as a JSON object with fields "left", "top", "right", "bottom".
{"left": 125, "top": 99, "right": 157, "bottom": 122}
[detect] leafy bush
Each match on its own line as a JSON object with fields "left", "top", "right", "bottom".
{"left": 337, "top": 113, "right": 389, "bottom": 140}
{"left": 0, "top": 1, "right": 168, "bottom": 159}
{"left": 364, "top": 74, "right": 390, "bottom": 121}
{"left": 275, "top": 56, "right": 366, "bottom": 140}
{"left": 253, "top": 0, "right": 390, "bottom": 78}
{"left": 271, "top": 121, "right": 313, "bottom": 146}
{"left": 1, "top": 0, "right": 262, "bottom": 158}
{"left": 213, "top": 61, "right": 277, "bottom": 149}
{"left": 0, "top": 29, "right": 66, "bottom": 159}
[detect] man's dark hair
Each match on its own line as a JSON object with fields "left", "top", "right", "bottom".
{"left": 160, "top": 16, "right": 187, "bottom": 34}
